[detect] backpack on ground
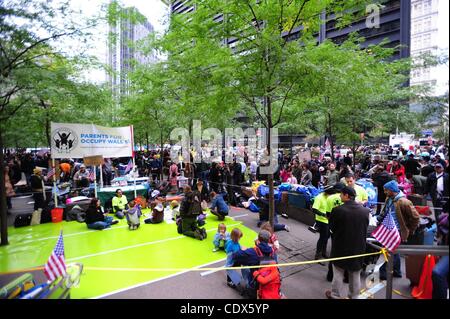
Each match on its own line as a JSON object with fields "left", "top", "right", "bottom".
{"left": 14, "top": 213, "right": 32, "bottom": 228}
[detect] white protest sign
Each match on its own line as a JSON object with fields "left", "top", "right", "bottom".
{"left": 51, "top": 122, "right": 133, "bottom": 159}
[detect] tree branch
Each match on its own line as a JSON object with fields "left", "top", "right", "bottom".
{"left": 273, "top": 82, "right": 295, "bottom": 126}
{"left": 282, "top": 0, "right": 310, "bottom": 48}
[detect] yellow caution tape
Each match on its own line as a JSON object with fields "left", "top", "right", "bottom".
{"left": 0, "top": 250, "right": 384, "bottom": 275}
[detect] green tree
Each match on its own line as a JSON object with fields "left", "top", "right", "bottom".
{"left": 0, "top": 0, "right": 101, "bottom": 245}
{"left": 158, "top": 0, "right": 409, "bottom": 225}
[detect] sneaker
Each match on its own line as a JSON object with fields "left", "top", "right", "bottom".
{"left": 284, "top": 225, "right": 290, "bottom": 232}
{"left": 213, "top": 248, "right": 219, "bottom": 252}
{"left": 111, "top": 220, "right": 119, "bottom": 225}
{"left": 281, "top": 213, "right": 289, "bottom": 219}
{"left": 227, "top": 281, "right": 236, "bottom": 288}
{"left": 308, "top": 226, "right": 318, "bottom": 233}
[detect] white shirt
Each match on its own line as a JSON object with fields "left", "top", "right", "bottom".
{"left": 250, "top": 161, "right": 258, "bottom": 174}
{"left": 436, "top": 172, "right": 444, "bottom": 195}
{"left": 240, "top": 162, "right": 246, "bottom": 174}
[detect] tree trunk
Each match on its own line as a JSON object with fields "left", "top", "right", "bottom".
{"left": 0, "top": 129, "right": 9, "bottom": 246}
{"left": 266, "top": 96, "right": 275, "bottom": 228}
{"left": 160, "top": 130, "right": 163, "bottom": 181}
{"left": 327, "top": 111, "right": 335, "bottom": 162}
{"left": 41, "top": 100, "right": 51, "bottom": 148}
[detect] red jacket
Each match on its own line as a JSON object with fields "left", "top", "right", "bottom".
{"left": 387, "top": 163, "right": 405, "bottom": 183}
{"left": 253, "top": 262, "right": 281, "bottom": 299}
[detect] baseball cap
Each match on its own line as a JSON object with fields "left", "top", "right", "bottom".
{"left": 435, "top": 163, "right": 444, "bottom": 168}
{"left": 333, "top": 182, "right": 346, "bottom": 192}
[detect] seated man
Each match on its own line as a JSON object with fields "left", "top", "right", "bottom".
{"left": 73, "top": 164, "right": 90, "bottom": 188}
{"left": 112, "top": 188, "right": 128, "bottom": 219}
{"left": 209, "top": 191, "right": 229, "bottom": 221}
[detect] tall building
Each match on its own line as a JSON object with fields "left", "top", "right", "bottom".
{"left": 165, "top": 0, "right": 411, "bottom": 60}
{"left": 108, "top": 6, "right": 157, "bottom": 101}
{"left": 410, "top": 0, "right": 449, "bottom": 95}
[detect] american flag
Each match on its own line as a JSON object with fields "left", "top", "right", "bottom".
{"left": 124, "top": 159, "right": 133, "bottom": 174}
{"left": 44, "top": 231, "right": 66, "bottom": 281}
{"left": 46, "top": 167, "right": 55, "bottom": 179}
{"left": 371, "top": 212, "right": 401, "bottom": 253}
{"left": 89, "top": 168, "right": 95, "bottom": 182}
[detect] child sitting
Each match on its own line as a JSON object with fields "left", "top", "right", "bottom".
{"left": 213, "top": 223, "right": 230, "bottom": 252}
{"left": 125, "top": 200, "right": 142, "bottom": 230}
{"left": 225, "top": 228, "right": 243, "bottom": 288}
{"left": 144, "top": 203, "right": 164, "bottom": 224}
{"left": 259, "top": 222, "right": 280, "bottom": 253}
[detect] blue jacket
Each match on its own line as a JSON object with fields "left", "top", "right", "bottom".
{"left": 225, "top": 240, "right": 241, "bottom": 254}
{"left": 213, "top": 231, "right": 230, "bottom": 248}
{"left": 232, "top": 242, "right": 274, "bottom": 267}
{"left": 210, "top": 194, "right": 229, "bottom": 214}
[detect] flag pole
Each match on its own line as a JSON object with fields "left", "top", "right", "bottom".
{"left": 94, "top": 166, "right": 98, "bottom": 198}
{"left": 133, "top": 157, "right": 137, "bottom": 199}
{"left": 99, "top": 161, "right": 104, "bottom": 188}
{"left": 52, "top": 157, "right": 57, "bottom": 207}
{"left": 130, "top": 125, "right": 137, "bottom": 199}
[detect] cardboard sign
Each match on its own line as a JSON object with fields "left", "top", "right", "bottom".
{"left": 83, "top": 155, "right": 104, "bottom": 166}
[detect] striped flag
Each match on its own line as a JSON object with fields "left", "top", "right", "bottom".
{"left": 44, "top": 231, "right": 66, "bottom": 281}
{"left": 89, "top": 168, "right": 95, "bottom": 182}
{"left": 371, "top": 212, "right": 401, "bottom": 253}
{"left": 46, "top": 167, "right": 55, "bottom": 179}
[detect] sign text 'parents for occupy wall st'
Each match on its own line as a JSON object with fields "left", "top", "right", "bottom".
{"left": 50, "top": 122, "right": 134, "bottom": 159}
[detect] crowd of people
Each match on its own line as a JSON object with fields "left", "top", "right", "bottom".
{"left": 2, "top": 141, "right": 449, "bottom": 299}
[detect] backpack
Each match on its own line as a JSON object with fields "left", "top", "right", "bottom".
{"left": 188, "top": 193, "right": 202, "bottom": 216}
{"left": 253, "top": 246, "right": 281, "bottom": 300}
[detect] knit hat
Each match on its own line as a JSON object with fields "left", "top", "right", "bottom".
{"left": 384, "top": 180, "right": 400, "bottom": 193}
{"left": 341, "top": 186, "right": 356, "bottom": 198}
{"left": 258, "top": 229, "right": 271, "bottom": 243}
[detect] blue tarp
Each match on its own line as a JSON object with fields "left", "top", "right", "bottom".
{"left": 356, "top": 178, "right": 378, "bottom": 207}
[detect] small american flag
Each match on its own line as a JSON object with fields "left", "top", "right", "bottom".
{"left": 371, "top": 212, "right": 401, "bottom": 253}
{"left": 89, "top": 168, "right": 95, "bottom": 182}
{"left": 47, "top": 167, "right": 55, "bottom": 179}
{"left": 44, "top": 231, "right": 66, "bottom": 281}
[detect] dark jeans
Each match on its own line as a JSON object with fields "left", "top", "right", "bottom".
{"left": 87, "top": 216, "right": 114, "bottom": 230}
{"left": 33, "top": 192, "right": 45, "bottom": 210}
{"left": 379, "top": 253, "right": 402, "bottom": 279}
{"left": 316, "top": 221, "right": 330, "bottom": 256}
{"left": 258, "top": 213, "right": 287, "bottom": 232}
{"left": 432, "top": 256, "right": 449, "bottom": 299}
{"left": 6, "top": 197, "right": 12, "bottom": 209}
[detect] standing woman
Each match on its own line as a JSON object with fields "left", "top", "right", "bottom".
{"left": 168, "top": 161, "right": 179, "bottom": 192}
{"left": 30, "top": 168, "right": 46, "bottom": 211}
{"left": 4, "top": 166, "right": 15, "bottom": 210}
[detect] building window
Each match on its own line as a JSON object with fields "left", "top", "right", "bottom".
{"left": 423, "top": 0, "right": 432, "bottom": 14}
{"left": 423, "top": 33, "right": 431, "bottom": 47}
